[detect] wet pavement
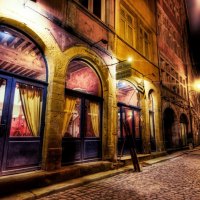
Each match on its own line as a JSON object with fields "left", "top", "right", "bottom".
{"left": 38, "top": 150, "right": 200, "bottom": 200}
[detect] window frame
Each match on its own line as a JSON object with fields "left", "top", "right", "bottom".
{"left": 76, "top": 0, "right": 105, "bottom": 21}
{"left": 119, "top": 7, "right": 136, "bottom": 48}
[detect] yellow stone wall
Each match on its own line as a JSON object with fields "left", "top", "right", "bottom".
{"left": 0, "top": 0, "right": 164, "bottom": 173}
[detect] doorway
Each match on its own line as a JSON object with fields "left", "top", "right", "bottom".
{"left": 163, "top": 108, "right": 175, "bottom": 149}
{"left": 117, "top": 81, "right": 142, "bottom": 155}
{"left": 62, "top": 60, "right": 103, "bottom": 164}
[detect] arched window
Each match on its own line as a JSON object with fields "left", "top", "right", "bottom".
{"left": 116, "top": 80, "right": 139, "bottom": 107}
{"left": 149, "top": 91, "right": 156, "bottom": 151}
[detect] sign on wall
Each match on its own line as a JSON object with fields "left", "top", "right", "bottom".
{"left": 116, "top": 61, "right": 132, "bottom": 80}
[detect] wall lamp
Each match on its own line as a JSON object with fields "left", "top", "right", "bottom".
{"left": 106, "top": 57, "right": 133, "bottom": 66}
{"left": 90, "top": 39, "right": 108, "bottom": 47}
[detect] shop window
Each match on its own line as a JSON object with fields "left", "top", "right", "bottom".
{"left": 149, "top": 92, "right": 155, "bottom": 138}
{"left": 62, "top": 97, "right": 81, "bottom": 138}
{"left": 66, "top": 60, "right": 101, "bottom": 96}
{"left": 120, "top": 7, "right": 136, "bottom": 47}
{"left": 0, "top": 79, "right": 6, "bottom": 124}
{"left": 116, "top": 81, "right": 139, "bottom": 107}
{"left": 10, "top": 83, "right": 43, "bottom": 137}
{"left": 0, "top": 26, "right": 46, "bottom": 82}
{"left": 77, "top": 0, "right": 105, "bottom": 20}
{"left": 63, "top": 60, "right": 102, "bottom": 139}
{"left": 85, "top": 100, "right": 100, "bottom": 138}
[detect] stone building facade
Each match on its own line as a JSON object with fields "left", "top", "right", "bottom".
{"left": 157, "top": 0, "right": 200, "bottom": 150}
{"left": 0, "top": 0, "right": 198, "bottom": 180}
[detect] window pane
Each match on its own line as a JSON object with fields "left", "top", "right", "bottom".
{"left": 149, "top": 112, "right": 155, "bottom": 138}
{"left": 64, "top": 97, "right": 81, "bottom": 138}
{"left": 117, "top": 108, "right": 121, "bottom": 137}
{"left": 78, "top": 0, "right": 88, "bottom": 8}
{"left": 85, "top": 100, "right": 100, "bottom": 137}
{"left": 10, "top": 83, "right": 43, "bottom": 137}
{"left": 66, "top": 60, "right": 102, "bottom": 97}
{"left": 117, "top": 81, "right": 139, "bottom": 107}
{"left": 122, "top": 108, "right": 133, "bottom": 137}
{"left": 127, "top": 14, "right": 132, "bottom": 24}
{"left": 0, "top": 79, "right": 6, "bottom": 123}
{"left": 127, "top": 25, "right": 133, "bottom": 45}
{"left": 93, "top": 0, "right": 101, "bottom": 18}
{"left": 120, "top": 19, "right": 126, "bottom": 39}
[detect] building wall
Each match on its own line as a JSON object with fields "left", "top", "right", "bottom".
{"left": 2, "top": 0, "right": 197, "bottom": 177}
{"left": 157, "top": 0, "right": 199, "bottom": 148}
{"left": 114, "top": 0, "right": 163, "bottom": 153}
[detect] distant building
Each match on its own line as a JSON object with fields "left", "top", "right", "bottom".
{"left": 157, "top": 0, "right": 200, "bottom": 149}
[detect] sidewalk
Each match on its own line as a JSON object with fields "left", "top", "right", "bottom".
{"left": 1, "top": 146, "right": 200, "bottom": 200}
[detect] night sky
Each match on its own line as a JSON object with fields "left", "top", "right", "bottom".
{"left": 186, "top": 0, "right": 200, "bottom": 74}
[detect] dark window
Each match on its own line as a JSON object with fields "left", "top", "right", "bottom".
{"left": 93, "top": 0, "right": 101, "bottom": 18}
{"left": 79, "top": 0, "right": 88, "bottom": 8}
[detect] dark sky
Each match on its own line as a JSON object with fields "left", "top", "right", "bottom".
{"left": 186, "top": 0, "right": 200, "bottom": 74}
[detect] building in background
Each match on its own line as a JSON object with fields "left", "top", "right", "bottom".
{"left": 157, "top": 0, "right": 200, "bottom": 150}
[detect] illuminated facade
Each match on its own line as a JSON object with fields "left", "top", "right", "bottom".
{"left": 0, "top": 0, "right": 198, "bottom": 182}
{"left": 157, "top": 0, "right": 200, "bottom": 149}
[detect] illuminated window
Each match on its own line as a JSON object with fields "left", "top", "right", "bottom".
{"left": 149, "top": 91, "right": 156, "bottom": 151}
{"left": 10, "top": 83, "right": 43, "bottom": 137}
{"left": 120, "top": 7, "right": 136, "bottom": 47}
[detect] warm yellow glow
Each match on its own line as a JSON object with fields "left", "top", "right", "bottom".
{"left": 127, "top": 57, "right": 133, "bottom": 63}
{"left": 194, "top": 80, "right": 200, "bottom": 91}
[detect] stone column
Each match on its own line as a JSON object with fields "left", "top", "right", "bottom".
{"left": 42, "top": 56, "right": 65, "bottom": 171}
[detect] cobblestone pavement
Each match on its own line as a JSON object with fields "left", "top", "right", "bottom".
{"left": 39, "top": 150, "right": 200, "bottom": 200}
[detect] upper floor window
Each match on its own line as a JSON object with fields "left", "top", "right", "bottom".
{"left": 77, "top": 0, "right": 104, "bottom": 20}
{"left": 120, "top": 7, "right": 136, "bottom": 47}
{"left": 139, "top": 27, "right": 150, "bottom": 59}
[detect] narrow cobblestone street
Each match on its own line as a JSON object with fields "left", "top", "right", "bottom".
{"left": 38, "top": 150, "right": 200, "bottom": 200}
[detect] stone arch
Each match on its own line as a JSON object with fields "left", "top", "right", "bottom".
{"left": 62, "top": 46, "right": 115, "bottom": 160}
{"left": 0, "top": 18, "right": 46, "bottom": 50}
{"left": 63, "top": 46, "right": 109, "bottom": 93}
{"left": 0, "top": 15, "right": 63, "bottom": 81}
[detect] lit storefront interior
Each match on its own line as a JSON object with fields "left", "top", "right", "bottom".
{"left": 0, "top": 25, "right": 47, "bottom": 175}
{"left": 116, "top": 80, "right": 142, "bottom": 155}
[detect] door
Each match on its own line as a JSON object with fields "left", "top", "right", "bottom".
{"left": 118, "top": 105, "right": 142, "bottom": 155}
{"left": 118, "top": 106, "right": 133, "bottom": 156}
{"left": 62, "top": 91, "right": 102, "bottom": 164}
{"left": 0, "top": 75, "right": 46, "bottom": 175}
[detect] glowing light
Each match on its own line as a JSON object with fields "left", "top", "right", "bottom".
{"left": 193, "top": 80, "right": 200, "bottom": 91}
{"left": 127, "top": 57, "right": 133, "bottom": 63}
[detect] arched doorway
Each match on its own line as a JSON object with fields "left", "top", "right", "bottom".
{"left": 62, "top": 59, "right": 103, "bottom": 164}
{"left": 163, "top": 108, "right": 175, "bottom": 149}
{"left": 180, "top": 114, "right": 188, "bottom": 146}
{"left": 116, "top": 80, "right": 142, "bottom": 155}
{"left": 0, "top": 25, "right": 47, "bottom": 175}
